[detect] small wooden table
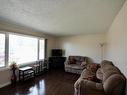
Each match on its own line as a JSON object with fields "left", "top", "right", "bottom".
{"left": 19, "top": 66, "right": 35, "bottom": 81}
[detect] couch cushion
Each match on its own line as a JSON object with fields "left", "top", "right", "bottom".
{"left": 68, "top": 56, "right": 86, "bottom": 65}
{"left": 81, "top": 69, "right": 96, "bottom": 78}
{"left": 102, "top": 65, "right": 121, "bottom": 74}
{"left": 79, "top": 80, "right": 105, "bottom": 95}
{"left": 83, "top": 75, "right": 101, "bottom": 83}
{"left": 102, "top": 69, "right": 121, "bottom": 82}
{"left": 101, "top": 60, "right": 114, "bottom": 67}
{"left": 80, "top": 63, "right": 100, "bottom": 81}
{"left": 101, "top": 64, "right": 121, "bottom": 83}
{"left": 68, "top": 58, "right": 76, "bottom": 64}
{"left": 65, "top": 64, "right": 84, "bottom": 70}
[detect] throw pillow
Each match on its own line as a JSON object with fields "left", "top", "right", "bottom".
{"left": 87, "top": 63, "right": 100, "bottom": 73}
{"left": 83, "top": 75, "right": 101, "bottom": 83}
{"left": 68, "top": 58, "right": 76, "bottom": 64}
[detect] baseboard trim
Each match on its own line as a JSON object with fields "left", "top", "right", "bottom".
{"left": 0, "top": 81, "right": 11, "bottom": 88}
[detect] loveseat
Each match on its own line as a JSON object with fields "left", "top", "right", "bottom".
{"left": 74, "top": 60, "right": 126, "bottom": 95}
{"left": 64, "top": 56, "right": 88, "bottom": 74}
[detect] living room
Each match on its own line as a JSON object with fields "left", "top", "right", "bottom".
{"left": 0, "top": 0, "right": 127, "bottom": 95}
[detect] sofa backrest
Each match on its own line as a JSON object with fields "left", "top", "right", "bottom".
{"left": 68, "top": 56, "right": 87, "bottom": 65}
{"left": 101, "top": 60, "right": 114, "bottom": 67}
{"left": 100, "top": 60, "right": 126, "bottom": 95}
{"left": 103, "top": 74, "right": 125, "bottom": 95}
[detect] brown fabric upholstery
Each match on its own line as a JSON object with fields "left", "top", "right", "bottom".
{"left": 101, "top": 60, "right": 114, "bottom": 67}
{"left": 86, "top": 63, "right": 100, "bottom": 72}
{"left": 74, "top": 60, "right": 126, "bottom": 95}
{"left": 103, "top": 74, "right": 125, "bottom": 95}
{"left": 81, "top": 69, "right": 96, "bottom": 79}
{"left": 80, "top": 80, "right": 105, "bottom": 95}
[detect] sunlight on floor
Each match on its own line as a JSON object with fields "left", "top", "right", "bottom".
{"left": 29, "top": 80, "right": 45, "bottom": 95}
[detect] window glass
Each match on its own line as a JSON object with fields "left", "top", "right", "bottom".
{"left": 9, "top": 34, "right": 38, "bottom": 64}
{"left": 39, "top": 39, "right": 45, "bottom": 59}
{"left": 0, "top": 34, "right": 5, "bottom": 67}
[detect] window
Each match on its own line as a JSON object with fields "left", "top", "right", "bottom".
{"left": 39, "top": 39, "right": 45, "bottom": 59}
{"left": 0, "top": 31, "right": 45, "bottom": 68}
{"left": 0, "top": 34, "right": 5, "bottom": 67}
{"left": 9, "top": 34, "right": 38, "bottom": 64}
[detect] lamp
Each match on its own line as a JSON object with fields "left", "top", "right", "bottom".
{"left": 99, "top": 43, "right": 105, "bottom": 61}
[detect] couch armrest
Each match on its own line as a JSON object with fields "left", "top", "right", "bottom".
{"left": 81, "top": 80, "right": 106, "bottom": 95}
{"left": 74, "top": 78, "right": 106, "bottom": 95}
{"left": 64, "top": 60, "right": 69, "bottom": 65}
{"left": 74, "top": 78, "right": 83, "bottom": 95}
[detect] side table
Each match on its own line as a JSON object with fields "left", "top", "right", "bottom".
{"left": 19, "top": 66, "right": 35, "bottom": 81}
{"left": 33, "top": 60, "right": 48, "bottom": 75}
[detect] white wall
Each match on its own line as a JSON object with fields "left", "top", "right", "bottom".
{"left": 57, "top": 33, "right": 106, "bottom": 63}
{"left": 47, "top": 37, "right": 58, "bottom": 57}
{"left": 106, "top": 0, "right": 127, "bottom": 77}
{"left": 0, "top": 69, "right": 11, "bottom": 88}
{"left": 106, "top": 1, "right": 127, "bottom": 94}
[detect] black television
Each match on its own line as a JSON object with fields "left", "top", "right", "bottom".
{"left": 51, "top": 49, "right": 62, "bottom": 57}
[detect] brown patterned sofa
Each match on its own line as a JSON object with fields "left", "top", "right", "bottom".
{"left": 64, "top": 56, "right": 88, "bottom": 74}
{"left": 74, "top": 60, "right": 126, "bottom": 95}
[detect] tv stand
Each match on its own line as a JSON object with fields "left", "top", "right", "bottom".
{"left": 49, "top": 56, "right": 66, "bottom": 70}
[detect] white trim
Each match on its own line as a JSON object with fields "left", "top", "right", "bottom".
{"left": 5, "top": 33, "right": 9, "bottom": 67}
{"left": 0, "top": 81, "right": 11, "bottom": 88}
{"left": 38, "top": 39, "right": 40, "bottom": 60}
{"left": 0, "top": 31, "right": 6, "bottom": 34}
{"left": 18, "top": 61, "right": 37, "bottom": 67}
{"left": 0, "top": 67, "right": 9, "bottom": 71}
{"left": 0, "top": 33, "right": 6, "bottom": 68}
{"left": 0, "top": 30, "right": 45, "bottom": 39}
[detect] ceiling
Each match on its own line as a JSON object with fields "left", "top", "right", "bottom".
{"left": 0, "top": 0, "right": 125, "bottom": 36}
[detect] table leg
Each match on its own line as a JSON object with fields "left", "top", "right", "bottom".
{"left": 19, "top": 70, "right": 20, "bottom": 81}
{"left": 23, "top": 71, "right": 24, "bottom": 81}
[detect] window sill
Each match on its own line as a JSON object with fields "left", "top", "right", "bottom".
{"left": 18, "top": 61, "right": 37, "bottom": 68}
{"left": 0, "top": 67, "right": 10, "bottom": 71}
{"left": 0, "top": 60, "right": 40, "bottom": 71}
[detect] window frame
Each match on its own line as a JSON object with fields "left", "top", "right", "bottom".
{"left": 39, "top": 39, "right": 45, "bottom": 60}
{"left": 0, "top": 31, "right": 45, "bottom": 68}
{"left": 0, "top": 32, "right": 6, "bottom": 68}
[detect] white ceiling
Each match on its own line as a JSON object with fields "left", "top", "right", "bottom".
{"left": 0, "top": 0, "right": 125, "bottom": 36}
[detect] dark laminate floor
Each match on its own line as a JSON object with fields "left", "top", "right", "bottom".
{"left": 0, "top": 70, "right": 79, "bottom": 95}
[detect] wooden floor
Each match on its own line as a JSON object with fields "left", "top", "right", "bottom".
{"left": 0, "top": 70, "right": 79, "bottom": 95}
